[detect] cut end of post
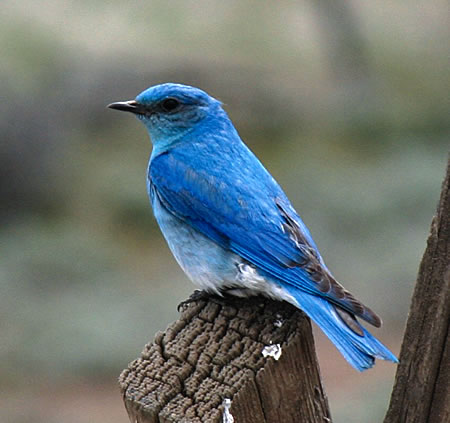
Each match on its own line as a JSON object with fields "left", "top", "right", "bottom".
{"left": 119, "top": 296, "right": 331, "bottom": 423}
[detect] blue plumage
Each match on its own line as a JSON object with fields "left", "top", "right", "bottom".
{"left": 108, "top": 83, "right": 398, "bottom": 371}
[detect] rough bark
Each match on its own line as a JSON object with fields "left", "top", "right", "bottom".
{"left": 119, "top": 297, "right": 331, "bottom": 423}
{"left": 384, "top": 158, "right": 450, "bottom": 423}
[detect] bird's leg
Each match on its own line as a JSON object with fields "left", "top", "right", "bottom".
{"left": 177, "top": 289, "right": 212, "bottom": 311}
{"left": 177, "top": 289, "right": 235, "bottom": 312}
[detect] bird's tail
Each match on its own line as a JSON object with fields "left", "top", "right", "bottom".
{"left": 291, "top": 290, "right": 398, "bottom": 371}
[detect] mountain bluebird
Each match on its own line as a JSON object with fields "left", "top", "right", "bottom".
{"left": 108, "top": 83, "right": 398, "bottom": 371}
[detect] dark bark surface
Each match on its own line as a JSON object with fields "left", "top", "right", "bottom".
{"left": 119, "top": 297, "right": 331, "bottom": 423}
{"left": 384, "top": 158, "right": 449, "bottom": 423}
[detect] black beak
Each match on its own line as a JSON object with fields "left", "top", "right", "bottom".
{"left": 107, "top": 100, "right": 144, "bottom": 114}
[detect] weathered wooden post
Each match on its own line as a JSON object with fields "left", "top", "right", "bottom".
{"left": 384, "top": 157, "right": 449, "bottom": 423}
{"left": 119, "top": 297, "right": 331, "bottom": 422}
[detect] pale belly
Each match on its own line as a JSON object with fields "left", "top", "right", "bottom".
{"left": 151, "top": 195, "right": 296, "bottom": 304}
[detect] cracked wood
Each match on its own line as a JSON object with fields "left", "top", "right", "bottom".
{"left": 384, "top": 157, "right": 450, "bottom": 423}
{"left": 119, "top": 297, "right": 331, "bottom": 422}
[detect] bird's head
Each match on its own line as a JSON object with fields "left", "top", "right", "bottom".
{"left": 108, "top": 83, "right": 223, "bottom": 145}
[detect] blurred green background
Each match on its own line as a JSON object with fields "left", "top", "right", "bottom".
{"left": 1, "top": 1, "right": 448, "bottom": 422}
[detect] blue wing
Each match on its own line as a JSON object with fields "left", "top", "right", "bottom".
{"left": 149, "top": 145, "right": 380, "bottom": 327}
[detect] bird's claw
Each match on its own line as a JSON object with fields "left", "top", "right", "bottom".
{"left": 177, "top": 289, "right": 233, "bottom": 311}
{"left": 177, "top": 289, "right": 210, "bottom": 311}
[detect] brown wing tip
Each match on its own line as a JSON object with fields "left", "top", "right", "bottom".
{"left": 371, "top": 312, "right": 383, "bottom": 328}
{"left": 336, "top": 305, "right": 383, "bottom": 337}
{"left": 341, "top": 286, "right": 383, "bottom": 328}
{"left": 335, "top": 307, "right": 365, "bottom": 336}
{"left": 363, "top": 306, "right": 383, "bottom": 327}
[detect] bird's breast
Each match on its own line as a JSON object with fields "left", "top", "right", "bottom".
{"left": 150, "top": 191, "right": 296, "bottom": 305}
{"left": 151, "top": 192, "right": 239, "bottom": 293}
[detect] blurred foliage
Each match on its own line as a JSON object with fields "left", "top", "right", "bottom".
{"left": 1, "top": 1, "right": 449, "bottom": 422}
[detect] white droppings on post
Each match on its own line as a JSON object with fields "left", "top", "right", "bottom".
{"left": 222, "top": 398, "right": 234, "bottom": 423}
{"left": 262, "top": 343, "right": 282, "bottom": 360}
{"left": 274, "top": 313, "right": 284, "bottom": 327}
{"left": 274, "top": 319, "right": 283, "bottom": 327}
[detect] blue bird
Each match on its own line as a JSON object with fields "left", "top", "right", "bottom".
{"left": 108, "top": 83, "right": 398, "bottom": 371}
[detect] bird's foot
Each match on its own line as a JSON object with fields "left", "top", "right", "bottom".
{"left": 177, "top": 290, "right": 210, "bottom": 312}
{"left": 177, "top": 289, "right": 232, "bottom": 312}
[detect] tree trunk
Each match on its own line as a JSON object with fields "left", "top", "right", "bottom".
{"left": 119, "top": 297, "right": 331, "bottom": 423}
{"left": 384, "top": 157, "right": 450, "bottom": 423}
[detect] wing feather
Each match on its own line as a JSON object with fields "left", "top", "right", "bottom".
{"left": 150, "top": 149, "right": 381, "bottom": 327}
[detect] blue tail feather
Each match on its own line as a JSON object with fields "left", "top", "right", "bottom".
{"left": 290, "top": 289, "right": 398, "bottom": 371}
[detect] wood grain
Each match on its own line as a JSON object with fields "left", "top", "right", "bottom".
{"left": 384, "top": 157, "right": 450, "bottom": 423}
{"left": 119, "top": 297, "right": 331, "bottom": 423}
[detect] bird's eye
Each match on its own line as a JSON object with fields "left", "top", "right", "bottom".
{"left": 161, "top": 98, "right": 180, "bottom": 112}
